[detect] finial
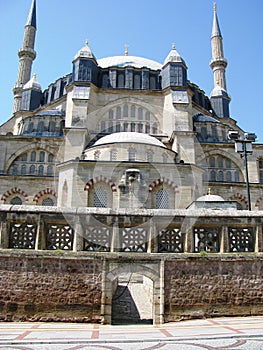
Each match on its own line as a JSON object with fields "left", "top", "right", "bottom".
{"left": 213, "top": 2, "right": 216, "bottom": 12}
{"left": 85, "top": 39, "right": 89, "bottom": 47}
{"left": 125, "top": 44, "right": 129, "bottom": 56}
{"left": 33, "top": 72, "right": 37, "bottom": 79}
{"left": 172, "top": 43, "right": 176, "bottom": 50}
{"left": 207, "top": 188, "right": 211, "bottom": 195}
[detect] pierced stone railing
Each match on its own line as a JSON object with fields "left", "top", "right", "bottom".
{"left": 0, "top": 205, "right": 262, "bottom": 254}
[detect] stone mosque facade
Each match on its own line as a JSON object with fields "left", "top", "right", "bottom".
{"left": 1, "top": 0, "right": 263, "bottom": 211}
{"left": 0, "top": 1, "right": 263, "bottom": 325}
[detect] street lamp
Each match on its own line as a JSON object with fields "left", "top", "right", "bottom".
{"left": 228, "top": 130, "right": 257, "bottom": 210}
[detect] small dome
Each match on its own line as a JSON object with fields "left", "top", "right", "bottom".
{"left": 23, "top": 73, "right": 41, "bottom": 90}
{"left": 92, "top": 132, "right": 166, "bottom": 148}
{"left": 74, "top": 40, "right": 96, "bottom": 61}
{"left": 163, "top": 44, "right": 186, "bottom": 66}
{"left": 97, "top": 56, "right": 162, "bottom": 71}
{"left": 196, "top": 194, "right": 225, "bottom": 202}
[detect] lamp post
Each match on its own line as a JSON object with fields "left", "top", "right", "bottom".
{"left": 228, "top": 131, "right": 257, "bottom": 210}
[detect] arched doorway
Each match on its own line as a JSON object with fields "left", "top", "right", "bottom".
{"left": 112, "top": 273, "right": 153, "bottom": 324}
{"left": 102, "top": 261, "right": 163, "bottom": 325}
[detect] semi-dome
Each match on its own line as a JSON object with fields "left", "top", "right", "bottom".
{"left": 196, "top": 194, "right": 225, "bottom": 202}
{"left": 93, "top": 132, "right": 166, "bottom": 148}
{"left": 97, "top": 56, "right": 162, "bottom": 71}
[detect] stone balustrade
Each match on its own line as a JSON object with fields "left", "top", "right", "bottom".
{"left": 0, "top": 205, "right": 262, "bottom": 254}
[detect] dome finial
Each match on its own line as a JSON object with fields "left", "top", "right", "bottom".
{"left": 85, "top": 39, "right": 89, "bottom": 46}
{"left": 124, "top": 44, "right": 129, "bottom": 56}
{"left": 207, "top": 187, "right": 211, "bottom": 195}
{"left": 213, "top": 2, "right": 216, "bottom": 12}
{"left": 172, "top": 43, "right": 176, "bottom": 50}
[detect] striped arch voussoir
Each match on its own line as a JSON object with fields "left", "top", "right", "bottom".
{"left": 255, "top": 196, "right": 263, "bottom": 207}
{"left": 148, "top": 178, "right": 179, "bottom": 192}
{"left": 84, "top": 176, "right": 117, "bottom": 192}
{"left": 229, "top": 193, "right": 248, "bottom": 205}
{"left": 33, "top": 188, "right": 57, "bottom": 204}
{"left": 1, "top": 187, "right": 29, "bottom": 203}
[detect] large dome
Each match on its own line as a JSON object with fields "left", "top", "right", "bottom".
{"left": 93, "top": 132, "right": 166, "bottom": 148}
{"left": 97, "top": 56, "right": 162, "bottom": 71}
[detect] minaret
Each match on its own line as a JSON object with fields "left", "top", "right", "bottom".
{"left": 210, "top": 3, "right": 230, "bottom": 118}
{"left": 13, "top": 0, "right": 37, "bottom": 113}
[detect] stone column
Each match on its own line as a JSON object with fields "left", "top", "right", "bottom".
{"left": 255, "top": 224, "right": 263, "bottom": 253}
{"left": 220, "top": 225, "right": 229, "bottom": 253}
{"left": 147, "top": 219, "right": 158, "bottom": 253}
{"left": 111, "top": 218, "right": 121, "bottom": 252}
{"left": 73, "top": 216, "right": 84, "bottom": 252}
{"left": 0, "top": 213, "right": 8, "bottom": 249}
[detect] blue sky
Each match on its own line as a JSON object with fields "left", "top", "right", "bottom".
{"left": 0, "top": 0, "right": 262, "bottom": 141}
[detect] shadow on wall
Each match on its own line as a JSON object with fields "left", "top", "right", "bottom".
{"left": 112, "top": 285, "right": 153, "bottom": 325}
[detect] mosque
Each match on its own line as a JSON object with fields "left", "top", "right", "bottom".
{"left": 1, "top": 0, "right": 263, "bottom": 212}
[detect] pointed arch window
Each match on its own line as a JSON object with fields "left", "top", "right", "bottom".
{"left": 39, "top": 151, "right": 45, "bottom": 162}
{"left": 38, "top": 165, "right": 44, "bottom": 176}
{"left": 29, "top": 165, "right": 35, "bottom": 175}
{"left": 30, "top": 151, "right": 36, "bottom": 162}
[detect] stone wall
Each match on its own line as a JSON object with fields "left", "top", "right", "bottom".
{"left": 0, "top": 252, "right": 103, "bottom": 322}
{"left": 164, "top": 258, "right": 263, "bottom": 321}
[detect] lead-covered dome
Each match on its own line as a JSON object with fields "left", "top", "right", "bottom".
{"left": 93, "top": 132, "right": 166, "bottom": 148}
{"left": 97, "top": 56, "right": 162, "bottom": 71}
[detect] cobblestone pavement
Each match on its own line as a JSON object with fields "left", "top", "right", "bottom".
{"left": 0, "top": 316, "right": 262, "bottom": 350}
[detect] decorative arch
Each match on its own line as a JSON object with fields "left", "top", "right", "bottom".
{"left": 33, "top": 188, "right": 57, "bottom": 204}
{"left": 84, "top": 176, "right": 117, "bottom": 192}
{"left": 228, "top": 193, "right": 248, "bottom": 209}
{"left": 148, "top": 178, "right": 179, "bottom": 193}
{"left": 1, "top": 187, "right": 29, "bottom": 203}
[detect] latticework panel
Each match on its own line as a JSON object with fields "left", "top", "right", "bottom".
{"left": 158, "top": 228, "right": 184, "bottom": 252}
{"left": 121, "top": 227, "right": 148, "bottom": 252}
{"left": 46, "top": 224, "right": 74, "bottom": 250}
{"left": 9, "top": 223, "right": 37, "bottom": 249}
{"left": 229, "top": 227, "right": 255, "bottom": 252}
{"left": 83, "top": 226, "right": 111, "bottom": 252}
{"left": 194, "top": 227, "right": 219, "bottom": 253}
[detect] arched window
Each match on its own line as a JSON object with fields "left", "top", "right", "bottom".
{"left": 131, "top": 105, "right": 136, "bottom": 118}
{"left": 94, "top": 187, "right": 107, "bottom": 208}
{"left": 12, "top": 165, "right": 18, "bottom": 175}
{"left": 156, "top": 189, "right": 169, "bottom": 209}
{"left": 39, "top": 151, "right": 45, "bottom": 162}
{"left": 145, "top": 123, "right": 150, "bottom": 133}
{"left": 128, "top": 147, "right": 136, "bottom": 161}
{"left": 217, "top": 156, "right": 223, "bottom": 168}
{"left": 226, "top": 171, "right": 232, "bottom": 182}
{"left": 21, "top": 164, "right": 27, "bottom": 175}
{"left": 218, "top": 171, "right": 224, "bottom": 181}
{"left": 42, "top": 197, "right": 54, "bottom": 206}
{"left": 145, "top": 111, "right": 150, "bottom": 120}
{"left": 30, "top": 151, "right": 36, "bottom": 162}
{"left": 116, "top": 123, "right": 121, "bottom": 132}
{"left": 209, "top": 157, "right": 215, "bottom": 168}
{"left": 116, "top": 107, "right": 121, "bottom": 120}
{"left": 28, "top": 122, "right": 34, "bottom": 133}
{"left": 152, "top": 123, "right": 158, "bottom": 134}
{"left": 138, "top": 108, "right": 143, "bottom": 120}
{"left": 226, "top": 159, "right": 231, "bottom": 168}
{"left": 38, "top": 165, "right": 44, "bottom": 176}
{"left": 109, "top": 110, "right": 114, "bottom": 120}
{"left": 21, "top": 153, "right": 27, "bottom": 161}
{"left": 10, "top": 196, "right": 22, "bottom": 205}
{"left": 234, "top": 171, "right": 240, "bottom": 182}
{"left": 124, "top": 123, "right": 128, "bottom": 132}
{"left": 138, "top": 123, "right": 143, "bottom": 133}
{"left": 29, "top": 165, "right": 35, "bottom": 175}
{"left": 47, "top": 165, "right": 53, "bottom": 176}
{"left": 37, "top": 121, "right": 44, "bottom": 132}
{"left": 48, "top": 154, "right": 54, "bottom": 163}
{"left": 210, "top": 170, "right": 216, "bottom": 181}
{"left": 49, "top": 121, "right": 56, "bottom": 132}
{"left": 123, "top": 104, "right": 128, "bottom": 118}
{"left": 131, "top": 123, "right": 135, "bottom": 132}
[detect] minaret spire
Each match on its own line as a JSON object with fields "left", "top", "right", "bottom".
{"left": 13, "top": 0, "right": 37, "bottom": 113}
{"left": 210, "top": 2, "right": 227, "bottom": 91}
{"left": 209, "top": 3, "right": 230, "bottom": 118}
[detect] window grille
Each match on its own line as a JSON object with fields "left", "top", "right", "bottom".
{"left": 121, "top": 227, "right": 148, "bottom": 252}
{"left": 42, "top": 197, "right": 54, "bottom": 206}
{"left": 156, "top": 189, "right": 169, "bottom": 209}
{"left": 83, "top": 226, "right": 111, "bottom": 251}
{"left": 94, "top": 187, "right": 107, "bottom": 207}
{"left": 194, "top": 228, "right": 219, "bottom": 253}
{"left": 158, "top": 228, "right": 184, "bottom": 252}
{"left": 9, "top": 223, "right": 36, "bottom": 249}
{"left": 10, "top": 196, "right": 22, "bottom": 205}
{"left": 46, "top": 224, "right": 74, "bottom": 250}
{"left": 229, "top": 227, "right": 255, "bottom": 252}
